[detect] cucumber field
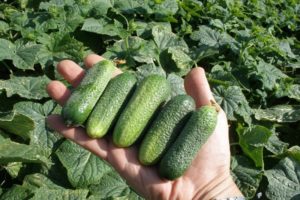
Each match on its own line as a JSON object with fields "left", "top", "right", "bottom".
{"left": 0, "top": 0, "right": 300, "bottom": 199}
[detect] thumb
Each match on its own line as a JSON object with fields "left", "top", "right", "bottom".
{"left": 184, "top": 67, "right": 215, "bottom": 108}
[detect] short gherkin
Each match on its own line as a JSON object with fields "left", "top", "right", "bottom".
{"left": 158, "top": 105, "right": 218, "bottom": 180}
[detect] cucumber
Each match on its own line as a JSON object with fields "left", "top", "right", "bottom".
{"left": 158, "top": 105, "right": 218, "bottom": 180}
{"left": 113, "top": 75, "right": 171, "bottom": 147}
{"left": 86, "top": 72, "right": 137, "bottom": 138}
{"left": 62, "top": 60, "right": 115, "bottom": 126}
{"left": 138, "top": 95, "right": 195, "bottom": 165}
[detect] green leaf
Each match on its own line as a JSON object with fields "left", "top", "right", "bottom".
{"left": 13, "top": 41, "right": 43, "bottom": 70}
{"left": 209, "top": 63, "right": 242, "bottom": 86}
{"left": 0, "top": 130, "right": 9, "bottom": 141}
{"left": 0, "top": 21, "right": 9, "bottom": 33}
{"left": 0, "top": 39, "right": 14, "bottom": 61}
{"left": 265, "top": 157, "right": 300, "bottom": 200}
{"left": 127, "top": 190, "right": 144, "bottom": 200}
{"left": 149, "top": 24, "right": 192, "bottom": 75}
{"left": 38, "top": 1, "right": 84, "bottom": 32}
{"left": 159, "top": 46, "right": 193, "bottom": 75}
{"left": 104, "top": 37, "right": 158, "bottom": 66}
{"left": 30, "top": 187, "right": 89, "bottom": 200}
{"left": 253, "top": 105, "right": 300, "bottom": 123}
{"left": 286, "top": 146, "right": 300, "bottom": 165}
{"left": 152, "top": 0, "right": 178, "bottom": 17}
{"left": 0, "top": 75, "right": 50, "bottom": 100}
{"left": 190, "top": 45, "right": 220, "bottom": 62}
{"left": 43, "top": 154, "right": 74, "bottom": 189}
{"left": 38, "top": 0, "right": 75, "bottom": 9}
{"left": 279, "top": 40, "right": 296, "bottom": 59}
{"left": 231, "top": 156, "right": 262, "bottom": 199}
{"left": 213, "top": 85, "right": 252, "bottom": 124}
{"left": 276, "top": 83, "right": 300, "bottom": 102}
{"left": 4, "top": 162, "right": 22, "bottom": 179}
{"left": 167, "top": 73, "right": 186, "bottom": 97}
{"left": 287, "top": 84, "right": 300, "bottom": 102}
{"left": 0, "top": 0, "right": 300, "bottom": 198}
{"left": 14, "top": 101, "right": 55, "bottom": 122}
{"left": 266, "top": 133, "right": 289, "bottom": 155}
{"left": 56, "top": 140, "right": 112, "bottom": 188}
{"left": 0, "top": 39, "right": 42, "bottom": 70}
{"left": 0, "top": 185, "right": 33, "bottom": 200}
{"left": 14, "top": 101, "right": 62, "bottom": 150}
{"left": 287, "top": 61, "right": 300, "bottom": 70}
{"left": 84, "top": 0, "right": 113, "bottom": 16}
{"left": 81, "top": 18, "right": 127, "bottom": 38}
{"left": 237, "top": 125, "right": 273, "bottom": 168}
{"left": 114, "top": 0, "right": 152, "bottom": 15}
{"left": 191, "top": 25, "right": 223, "bottom": 47}
{"left": 0, "top": 110, "right": 34, "bottom": 139}
{"left": 252, "top": 60, "right": 287, "bottom": 91}
{"left": 152, "top": 25, "right": 188, "bottom": 51}
{"left": 36, "top": 32, "right": 86, "bottom": 67}
{"left": 135, "top": 21, "right": 171, "bottom": 38}
{"left": 0, "top": 138, "right": 50, "bottom": 166}
{"left": 23, "top": 173, "right": 65, "bottom": 190}
{"left": 190, "top": 25, "right": 239, "bottom": 51}
{"left": 88, "top": 170, "right": 130, "bottom": 199}
{"left": 136, "top": 63, "right": 166, "bottom": 82}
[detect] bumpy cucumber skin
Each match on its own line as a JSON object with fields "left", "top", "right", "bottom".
{"left": 62, "top": 60, "right": 115, "bottom": 126}
{"left": 138, "top": 95, "right": 195, "bottom": 165}
{"left": 158, "top": 105, "right": 218, "bottom": 180}
{"left": 86, "top": 73, "right": 137, "bottom": 138}
{"left": 113, "top": 75, "right": 171, "bottom": 147}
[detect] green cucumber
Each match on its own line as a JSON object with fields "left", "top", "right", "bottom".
{"left": 62, "top": 60, "right": 115, "bottom": 126}
{"left": 86, "top": 72, "right": 137, "bottom": 138}
{"left": 158, "top": 105, "right": 218, "bottom": 180}
{"left": 113, "top": 75, "right": 171, "bottom": 147}
{"left": 138, "top": 95, "right": 195, "bottom": 165}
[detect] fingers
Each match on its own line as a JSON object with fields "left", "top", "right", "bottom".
{"left": 47, "top": 115, "right": 108, "bottom": 160}
{"left": 46, "top": 81, "right": 71, "bottom": 106}
{"left": 57, "top": 60, "right": 85, "bottom": 87}
{"left": 84, "top": 54, "right": 123, "bottom": 77}
{"left": 57, "top": 55, "right": 122, "bottom": 89}
{"left": 57, "top": 54, "right": 106, "bottom": 88}
{"left": 184, "top": 67, "right": 215, "bottom": 108}
{"left": 84, "top": 54, "right": 105, "bottom": 68}
{"left": 106, "top": 144, "right": 168, "bottom": 199}
{"left": 51, "top": 54, "right": 123, "bottom": 105}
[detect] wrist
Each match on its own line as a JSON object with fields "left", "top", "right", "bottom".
{"left": 193, "top": 173, "right": 243, "bottom": 200}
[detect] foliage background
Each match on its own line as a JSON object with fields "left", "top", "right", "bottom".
{"left": 0, "top": 0, "right": 300, "bottom": 199}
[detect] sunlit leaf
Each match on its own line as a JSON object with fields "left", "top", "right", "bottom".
{"left": 0, "top": 76, "right": 50, "bottom": 100}
{"left": 237, "top": 125, "right": 273, "bottom": 168}
{"left": 254, "top": 105, "right": 300, "bottom": 123}
{"left": 231, "top": 156, "right": 262, "bottom": 199}
{"left": 265, "top": 157, "right": 300, "bottom": 200}
{"left": 14, "top": 101, "right": 62, "bottom": 150}
{"left": 56, "top": 140, "right": 112, "bottom": 188}
{"left": 213, "top": 85, "right": 252, "bottom": 124}
{"left": 0, "top": 110, "right": 34, "bottom": 139}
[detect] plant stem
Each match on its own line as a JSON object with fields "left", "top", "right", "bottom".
{"left": 207, "top": 77, "right": 229, "bottom": 87}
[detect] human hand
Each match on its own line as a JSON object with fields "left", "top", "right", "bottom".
{"left": 46, "top": 54, "right": 243, "bottom": 200}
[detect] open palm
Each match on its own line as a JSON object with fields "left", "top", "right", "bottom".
{"left": 47, "top": 54, "right": 242, "bottom": 200}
